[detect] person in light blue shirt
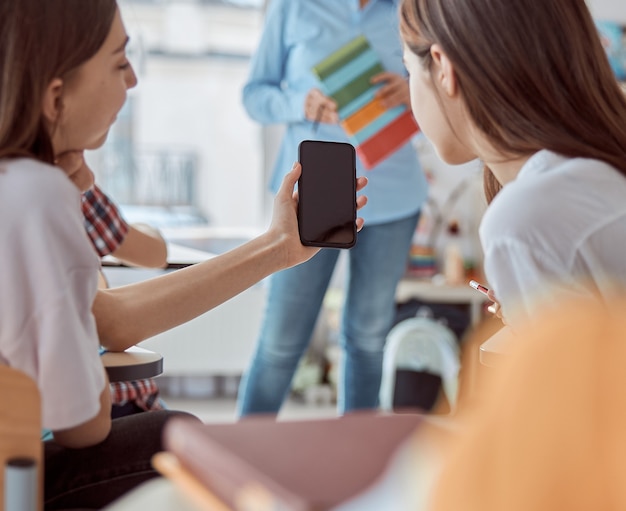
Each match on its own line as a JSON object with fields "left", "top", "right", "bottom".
{"left": 238, "top": 0, "right": 429, "bottom": 416}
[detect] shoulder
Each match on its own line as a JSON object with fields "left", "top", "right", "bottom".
{"left": 481, "top": 152, "right": 626, "bottom": 247}
{"left": 509, "top": 152, "right": 626, "bottom": 211}
{"left": 1, "top": 157, "right": 71, "bottom": 183}
{"left": 0, "top": 158, "right": 89, "bottom": 256}
{"left": 0, "top": 158, "right": 80, "bottom": 214}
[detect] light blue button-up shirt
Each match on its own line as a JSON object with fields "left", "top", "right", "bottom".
{"left": 243, "top": 0, "right": 428, "bottom": 225}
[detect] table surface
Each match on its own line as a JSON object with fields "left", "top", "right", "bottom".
{"left": 396, "top": 278, "right": 488, "bottom": 327}
{"left": 396, "top": 279, "right": 485, "bottom": 303}
{"left": 102, "top": 242, "right": 216, "bottom": 269}
{"left": 101, "top": 346, "right": 164, "bottom": 382}
{"left": 164, "top": 243, "right": 216, "bottom": 268}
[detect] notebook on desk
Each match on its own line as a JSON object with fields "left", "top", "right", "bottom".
{"left": 160, "top": 413, "right": 424, "bottom": 511}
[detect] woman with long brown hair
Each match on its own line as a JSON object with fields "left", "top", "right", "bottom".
{"left": 400, "top": 0, "right": 626, "bottom": 328}
{"left": 0, "top": 0, "right": 366, "bottom": 507}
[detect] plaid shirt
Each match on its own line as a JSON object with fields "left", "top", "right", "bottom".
{"left": 110, "top": 379, "right": 163, "bottom": 411}
{"left": 82, "top": 184, "right": 129, "bottom": 257}
{"left": 83, "top": 185, "right": 161, "bottom": 411}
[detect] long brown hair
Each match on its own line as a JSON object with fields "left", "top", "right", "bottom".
{"left": 400, "top": 0, "right": 626, "bottom": 203}
{"left": 0, "top": 0, "right": 117, "bottom": 164}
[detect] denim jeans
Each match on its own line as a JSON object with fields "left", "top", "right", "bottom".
{"left": 237, "top": 212, "right": 419, "bottom": 416}
{"left": 44, "top": 409, "right": 198, "bottom": 510}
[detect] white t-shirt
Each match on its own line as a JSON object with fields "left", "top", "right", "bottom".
{"left": 0, "top": 158, "right": 105, "bottom": 431}
{"left": 480, "top": 150, "right": 626, "bottom": 328}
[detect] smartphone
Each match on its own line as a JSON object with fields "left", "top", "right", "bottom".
{"left": 297, "top": 140, "right": 357, "bottom": 248}
{"left": 469, "top": 280, "right": 490, "bottom": 296}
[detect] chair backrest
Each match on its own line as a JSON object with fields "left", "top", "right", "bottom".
{"left": 380, "top": 316, "right": 461, "bottom": 412}
{"left": 0, "top": 365, "right": 42, "bottom": 511}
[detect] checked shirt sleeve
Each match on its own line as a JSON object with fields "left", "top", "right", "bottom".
{"left": 82, "top": 185, "right": 129, "bottom": 257}
{"left": 110, "top": 379, "right": 163, "bottom": 411}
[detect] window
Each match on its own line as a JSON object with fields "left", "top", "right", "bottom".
{"left": 89, "top": 0, "right": 269, "bottom": 233}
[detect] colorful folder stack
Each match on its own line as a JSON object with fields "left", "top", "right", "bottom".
{"left": 312, "top": 35, "right": 419, "bottom": 169}
{"left": 406, "top": 245, "right": 437, "bottom": 278}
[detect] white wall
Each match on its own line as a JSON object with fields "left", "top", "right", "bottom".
{"left": 587, "top": 0, "right": 626, "bottom": 22}
{"left": 133, "top": 57, "right": 264, "bottom": 229}
{"left": 91, "top": 2, "right": 267, "bottom": 230}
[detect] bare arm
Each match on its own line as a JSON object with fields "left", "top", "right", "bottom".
{"left": 111, "top": 223, "right": 168, "bottom": 269}
{"left": 95, "top": 229, "right": 297, "bottom": 350}
{"left": 95, "top": 165, "right": 368, "bottom": 351}
{"left": 51, "top": 369, "right": 112, "bottom": 448}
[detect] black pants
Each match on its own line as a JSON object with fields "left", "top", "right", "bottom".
{"left": 44, "top": 409, "right": 198, "bottom": 510}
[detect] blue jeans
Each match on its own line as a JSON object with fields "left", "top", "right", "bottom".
{"left": 237, "top": 212, "right": 419, "bottom": 416}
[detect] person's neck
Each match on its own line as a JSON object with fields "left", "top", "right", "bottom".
{"left": 485, "top": 154, "right": 533, "bottom": 186}
{"left": 470, "top": 131, "right": 533, "bottom": 186}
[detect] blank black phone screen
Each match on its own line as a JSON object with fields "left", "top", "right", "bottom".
{"left": 297, "top": 140, "right": 356, "bottom": 248}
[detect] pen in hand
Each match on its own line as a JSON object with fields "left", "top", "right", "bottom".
{"left": 469, "top": 279, "right": 489, "bottom": 296}
{"left": 470, "top": 280, "right": 499, "bottom": 315}
{"left": 312, "top": 104, "right": 325, "bottom": 135}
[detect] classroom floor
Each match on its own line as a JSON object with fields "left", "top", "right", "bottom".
{"left": 163, "top": 395, "right": 337, "bottom": 424}
{"left": 157, "top": 374, "right": 338, "bottom": 423}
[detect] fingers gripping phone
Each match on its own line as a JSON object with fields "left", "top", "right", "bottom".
{"left": 297, "top": 140, "right": 357, "bottom": 248}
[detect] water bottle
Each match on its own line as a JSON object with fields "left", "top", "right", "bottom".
{"left": 4, "top": 457, "right": 37, "bottom": 511}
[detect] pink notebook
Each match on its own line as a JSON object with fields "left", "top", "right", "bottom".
{"left": 163, "top": 412, "right": 423, "bottom": 511}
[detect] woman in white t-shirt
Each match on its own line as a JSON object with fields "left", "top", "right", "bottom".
{"left": 398, "top": 0, "right": 626, "bottom": 329}
{"left": 0, "top": 1, "right": 367, "bottom": 508}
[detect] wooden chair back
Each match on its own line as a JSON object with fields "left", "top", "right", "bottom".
{"left": 0, "top": 365, "right": 42, "bottom": 511}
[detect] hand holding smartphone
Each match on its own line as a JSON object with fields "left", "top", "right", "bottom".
{"left": 297, "top": 140, "right": 357, "bottom": 248}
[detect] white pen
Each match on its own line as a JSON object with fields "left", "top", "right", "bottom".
{"left": 469, "top": 279, "right": 490, "bottom": 296}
